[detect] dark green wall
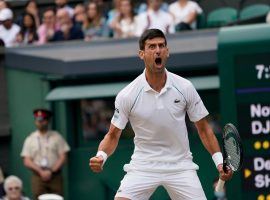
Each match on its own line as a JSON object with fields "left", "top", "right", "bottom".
{"left": 6, "top": 69, "right": 50, "bottom": 197}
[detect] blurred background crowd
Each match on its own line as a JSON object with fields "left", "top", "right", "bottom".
{"left": 0, "top": 0, "right": 268, "bottom": 47}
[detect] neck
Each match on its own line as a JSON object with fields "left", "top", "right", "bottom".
{"left": 38, "top": 129, "right": 48, "bottom": 135}
{"left": 145, "top": 69, "right": 166, "bottom": 92}
{"left": 179, "top": 0, "right": 187, "bottom": 6}
{"left": 6, "top": 196, "right": 20, "bottom": 200}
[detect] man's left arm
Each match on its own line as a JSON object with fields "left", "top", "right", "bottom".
{"left": 195, "top": 117, "right": 233, "bottom": 181}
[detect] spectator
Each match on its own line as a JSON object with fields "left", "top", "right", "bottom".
{"left": 107, "top": 0, "right": 121, "bottom": 25}
{"left": 136, "top": 1, "right": 168, "bottom": 14}
{"left": 16, "top": 12, "right": 39, "bottom": 45}
{"left": 0, "top": 167, "right": 4, "bottom": 197}
{"left": 51, "top": 8, "right": 84, "bottom": 41}
{"left": 55, "top": 0, "right": 74, "bottom": 17}
{"left": 110, "top": 0, "right": 136, "bottom": 38}
{"left": 266, "top": 11, "right": 270, "bottom": 23}
{"left": 0, "top": 175, "right": 30, "bottom": 200}
{"left": 37, "top": 8, "right": 58, "bottom": 45}
{"left": 134, "top": 0, "right": 175, "bottom": 37}
{"left": 169, "top": 0, "right": 202, "bottom": 31}
{"left": 0, "top": 0, "right": 10, "bottom": 11}
{"left": 16, "top": 0, "right": 41, "bottom": 28}
{"left": 21, "top": 108, "right": 70, "bottom": 200}
{"left": 83, "top": 1, "right": 109, "bottom": 41}
{"left": 0, "top": 8, "right": 20, "bottom": 47}
{"left": 73, "top": 3, "right": 86, "bottom": 28}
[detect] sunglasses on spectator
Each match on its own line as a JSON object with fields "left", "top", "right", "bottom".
{"left": 8, "top": 186, "right": 20, "bottom": 191}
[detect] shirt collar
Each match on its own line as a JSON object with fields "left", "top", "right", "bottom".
{"left": 142, "top": 69, "right": 172, "bottom": 92}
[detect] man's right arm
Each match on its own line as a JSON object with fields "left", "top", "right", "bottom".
{"left": 89, "top": 123, "right": 122, "bottom": 173}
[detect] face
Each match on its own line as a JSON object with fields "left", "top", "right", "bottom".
{"left": 87, "top": 3, "right": 97, "bottom": 19}
{"left": 139, "top": 37, "right": 169, "bottom": 74}
{"left": 56, "top": 9, "right": 70, "bottom": 26}
{"left": 74, "top": 4, "right": 86, "bottom": 22}
{"left": 0, "top": 1, "right": 8, "bottom": 10}
{"left": 43, "top": 10, "right": 55, "bottom": 25}
{"left": 6, "top": 182, "right": 22, "bottom": 199}
{"left": 120, "top": 0, "right": 131, "bottom": 16}
{"left": 26, "top": 1, "right": 37, "bottom": 13}
{"left": 35, "top": 119, "right": 49, "bottom": 131}
{"left": 23, "top": 14, "right": 34, "bottom": 28}
{"left": 55, "top": 0, "right": 67, "bottom": 7}
{"left": 148, "top": 0, "right": 162, "bottom": 11}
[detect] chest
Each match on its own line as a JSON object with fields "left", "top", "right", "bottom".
{"left": 29, "top": 136, "right": 58, "bottom": 153}
{"left": 130, "top": 89, "right": 187, "bottom": 121}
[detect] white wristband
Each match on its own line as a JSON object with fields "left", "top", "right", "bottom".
{"left": 212, "top": 152, "right": 223, "bottom": 168}
{"left": 96, "top": 151, "right": 108, "bottom": 166}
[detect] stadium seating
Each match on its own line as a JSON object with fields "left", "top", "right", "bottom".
{"left": 239, "top": 4, "right": 270, "bottom": 20}
{"left": 207, "top": 7, "right": 238, "bottom": 28}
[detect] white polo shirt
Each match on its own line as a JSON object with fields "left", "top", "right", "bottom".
{"left": 111, "top": 70, "right": 209, "bottom": 172}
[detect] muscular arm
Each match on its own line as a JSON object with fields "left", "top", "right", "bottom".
{"left": 51, "top": 153, "right": 67, "bottom": 173}
{"left": 195, "top": 117, "right": 233, "bottom": 181}
{"left": 194, "top": 117, "right": 221, "bottom": 155}
{"left": 90, "top": 124, "right": 122, "bottom": 173}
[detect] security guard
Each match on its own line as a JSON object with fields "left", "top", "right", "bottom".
{"left": 21, "top": 108, "right": 70, "bottom": 200}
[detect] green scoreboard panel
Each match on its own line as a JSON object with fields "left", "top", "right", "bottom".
{"left": 219, "top": 24, "right": 270, "bottom": 200}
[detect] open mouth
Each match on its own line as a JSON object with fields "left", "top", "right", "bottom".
{"left": 155, "top": 58, "right": 162, "bottom": 65}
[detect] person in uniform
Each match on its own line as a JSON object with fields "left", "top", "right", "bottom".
{"left": 21, "top": 108, "right": 70, "bottom": 200}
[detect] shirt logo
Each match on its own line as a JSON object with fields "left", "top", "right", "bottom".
{"left": 174, "top": 99, "right": 181, "bottom": 103}
{"left": 195, "top": 99, "right": 201, "bottom": 106}
{"left": 113, "top": 108, "right": 120, "bottom": 119}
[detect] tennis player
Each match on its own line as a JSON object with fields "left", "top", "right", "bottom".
{"left": 89, "top": 29, "right": 233, "bottom": 200}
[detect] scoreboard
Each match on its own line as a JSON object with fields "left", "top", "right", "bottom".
{"left": 218, "top": 25, "right": 270, "bottom": 200}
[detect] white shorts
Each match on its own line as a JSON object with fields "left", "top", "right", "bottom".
{"left": 115, "top": 169, "right": 207, "bottom": 200}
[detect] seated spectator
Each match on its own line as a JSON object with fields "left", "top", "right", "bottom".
{"left": 134, "top": 0, "right": 174, "bottom": 37}
{"left": 51, "top": 8, "right": 83, "bottom": 41}
{"left": 73, "top": 3, "right": 86, "bottom": 28}
{"left": 16, "top": 0, "right": 41, "bottom": 28}
{"left": 0, "top": 8, "right": 20, "bottom": 47}
{"left": 83, "top": 1, "right": 109, "bottom": 41}
{"left": 136, "top": 1, "right": 168, "bottom": 14}
{"left": 55, "top": 0, "right": 74, "bottom": 17}
{"left": 37, "top": 8, "right": 58, "bottom": 45}
{"left": 107, "top": 0, "right": 121, "bottom": 25}
{"left": 169, "top": 0, "right": 202, "bottom": 31}
{"left": 0, "top": 167, "right": 4, "bottom": 197}
{"left": 266, "top": 11, "right": 270, "bottom": 23}
{"left": 16, "top": 12, "right": 39, "bottom": 45}
{"left": 0, "top": 0, "right": 10, "bottom": 11}
{"left": 110, "top": 0, "right": 136, "bottom": 38}
{"left": 0, "top": 175, "right": 30, "bottom": 200}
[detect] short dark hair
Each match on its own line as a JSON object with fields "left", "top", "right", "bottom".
{"left": 139, "top": 29, "right": 167, "bottom": 50}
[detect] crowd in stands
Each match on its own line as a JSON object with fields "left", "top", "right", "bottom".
{"left": 0, "top": 0, "right": 203, "bottom": 47}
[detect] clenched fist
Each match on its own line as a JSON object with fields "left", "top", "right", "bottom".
{"left": 89, "top": 156, "right": 104, "bottom": 173}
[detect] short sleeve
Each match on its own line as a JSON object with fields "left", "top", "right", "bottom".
{"left": 111, "top": 93, "right": 129, "bottom": 130}
{"left": 56, "top": 133, "right": 70, "bottom": 155}
{"left": 20, "top": 137, "right": 31, "bottom": 157}
{"left": 186, "top": 83, "right": 209, "bottom": 122}
{"left": 191, "top": 1, "right": 202, "bottom": 14}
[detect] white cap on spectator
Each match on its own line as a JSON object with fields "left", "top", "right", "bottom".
{"left": 0, "top": 8, "right": 13, "bottom": 21}
{"left": 38, "top": 194, "right": 64, "bottom": 200}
